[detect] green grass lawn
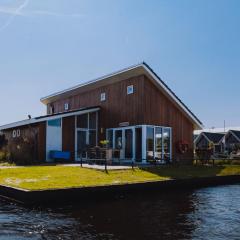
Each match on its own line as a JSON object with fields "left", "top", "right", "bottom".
{"left": 0, "top": 165, "right": 240, "bottom": 190}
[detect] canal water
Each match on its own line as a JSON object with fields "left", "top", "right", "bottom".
{"left": 0, "top": 184, "right": 240, "bottom": 240}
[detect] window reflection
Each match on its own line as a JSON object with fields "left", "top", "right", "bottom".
{"left": 146, "top": 127, "right": 154, "bottom": 160}
{"left": 155, "top": 127, "right": 162, "bottom": 160}
{"left": 163, "top": 128, "right": 171, "bottom": 161}
{"left": 115, "top": 130, "right": 122, "bottom": 149}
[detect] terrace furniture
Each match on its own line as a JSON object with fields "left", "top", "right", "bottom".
{"left": 86, "top": 147, "right": 113, "bottom": 165}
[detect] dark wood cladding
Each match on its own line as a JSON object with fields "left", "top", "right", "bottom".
{"left": 49, "top": 75, "right": 145, "bottom": 130}
{"left": 142, "top": 76, "right": 194, "bottom": 161}
{"left": 48, "top": 74, "right": 194, "bottom": 162}
{"left": 37, "top": 122, "right": 46, "bottom": 161}
{"left": 62, "top": 116, "right": 75, "bottom": 160}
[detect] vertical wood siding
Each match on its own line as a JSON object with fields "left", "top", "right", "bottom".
{"left": 62, "top": 116, "right": 75, "bottom": 161}
{"left": 142, "top": 76, "right": 194, "bottom": 161}
{"left": 48, "top": 74, "right": 195, "bottom": 162}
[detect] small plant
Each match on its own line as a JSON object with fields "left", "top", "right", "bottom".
{"left": 100, "top": 140, "right": 109, "bottom": 147}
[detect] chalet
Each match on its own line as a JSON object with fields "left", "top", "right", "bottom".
{"left": 0, "top": 63, "right": 203, "bottom": 164}
{"left": 194, "top": 132, "right": 225, "bottom": 154}
{"left": 223, "top": 130, "right": 240, "bottom": 153}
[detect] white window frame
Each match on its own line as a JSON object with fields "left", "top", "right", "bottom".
{"left": 64, "top": 103, "right": 69, "bottom": 111}
{"left": 16, "top": 129, "right": 21, "bottom": 137}
{"left": 12, "top": 130, "right": 17, "bottom": 138}
{"left": 127, "top": 85, "right": 134, "bottom": 95}
{"left": 106, "top": 125, "right": 172, "bottom": 164}
{"left": 100, "top": 92, "right": 106, "bottom": 102}
{"left": 75, "top": 111, "right": 99, "bottom": 161}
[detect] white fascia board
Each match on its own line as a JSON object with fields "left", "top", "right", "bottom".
{"left": 0, "top": 107, "right": 100, "bottom": 131}
{"left": 194, "top": 132, "right": 210, "bottom": 145}
{"left": 40, "top": 63, "right": 203, "bottom": 130}
{"left": 40, "top": 63, "right": 143, "bottom": 104}
{"left": 228, "top": 130, "right": 240, "bottom": 142}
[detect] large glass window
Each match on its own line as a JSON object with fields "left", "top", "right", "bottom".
{"left": 115, "top": 130, "right": 122, "bottom": 149}
{"left": 155, "top": 127, "right": 162, "bottom": 160}
{"left": 89, "top": 112, "right": 97, "bottom": 129}
{"left": 77, "top": 130, "right": 87, "bottom": 159}
{"left": 48, "top": 118, "right": 61, "bottom": 127}
{"left": 163, "top": 128, "right": 171, "bottom": 161}
{"left": 106, "top": 125, "right": 171, "bottom": 163}
{"left": 146, "top": 127, "right": 154, "bottom": 160}
{"left": 76, "top": 112, "right": 98, "bottom": 160}
{"left": 77, "top": 114, "right": 88, "bottom": 128}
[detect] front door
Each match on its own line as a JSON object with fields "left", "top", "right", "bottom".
{"left": 111, "top": 128, "right": 135, "bottom": 161}
{"left": 77, "top": 130, "right": 88, "bottom": 160}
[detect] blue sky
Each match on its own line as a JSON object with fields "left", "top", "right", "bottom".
{"left": 0, "top": 0, "right": 239, "bottom": 128}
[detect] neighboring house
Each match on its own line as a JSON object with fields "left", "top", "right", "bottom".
{"left": 194, "top": 132, "right": 225, "bottom": 154}
{"left": 0, "top": 62, "right": 203, "bottom": 164}
{"left": 224, "top": 130, "right": 240, "bottom": 153}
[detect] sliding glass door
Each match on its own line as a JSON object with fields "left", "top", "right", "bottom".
{"left": 77, "top": 130, "right": 87, "bottom": 159}
{"left": 146, "top": 126, "right": 172, "bottom": 162}
{"left": 107, "top": 127, "right": 135, "bottom": 161}
{"left": 107, "top": 125, "right": 172, "bottom": 163}
{"left": 75, "top": 112, "right": 98, "bottom": 161}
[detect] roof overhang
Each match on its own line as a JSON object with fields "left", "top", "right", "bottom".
{"left": 0, "top": 107, "right": 100, "bottom": 131}
{"left": 40, "top": 62, "right": 203, "bottom": 130}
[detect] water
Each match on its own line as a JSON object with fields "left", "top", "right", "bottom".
{"left": 0, "top": 184, "right": 240, "bottom": 240}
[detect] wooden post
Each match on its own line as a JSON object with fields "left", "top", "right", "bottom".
{"left": 80, "top": 152, "right": 83, "bottom": 167}
{"left": 105, "top": 158, "right": 108, "bottom": 173}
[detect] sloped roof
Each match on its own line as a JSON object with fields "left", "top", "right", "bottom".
{"left": 203, "top": 132, "right": 225, "bottom": 144}
{"left": 40, "top": 62, "right": 203, "bottom": 130}
{"left": 194, "top": 126, "right": 240, "bottom": 135}
{"left": 229, "top": 130, "right": 240, "bottom": 141}
{"left": 0, "top": 106, "right": 100, "bottom": 131}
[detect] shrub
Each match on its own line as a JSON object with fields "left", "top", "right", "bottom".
{"left": 7, "top": 133, "right": 39, "bottom": 165}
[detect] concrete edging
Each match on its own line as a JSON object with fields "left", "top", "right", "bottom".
{"left": 0, "top": 175, "right": 240, "bottom": 206}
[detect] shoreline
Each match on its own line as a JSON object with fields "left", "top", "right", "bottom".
{"left": 1, "top": 175, "right": 240, "bottom": 206}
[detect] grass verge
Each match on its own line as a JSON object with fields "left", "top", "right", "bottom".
{"left": 0, "top": 165, "right": 240, "bottom": 190}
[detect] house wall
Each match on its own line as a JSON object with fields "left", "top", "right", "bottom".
{"left": 62, "top": 116, "right": 75, "bottom": 161}
{"left": 47, "top": 75, "right": 145, "bottom": 130}
{"left": 142, "top": 76, "right": 194, "bottom": 162}
{"left": 1, "top": 122, "right": 46, "bottom": 163}
{"left": 46, "top": 74, "right": 195, "bottom": 163}
{"left": 48, "top": 75, "right": 145, "bottom": 145}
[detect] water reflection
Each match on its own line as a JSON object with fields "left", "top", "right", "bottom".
{"left": 0, "top": 185, "right": 240, "bottom": 240}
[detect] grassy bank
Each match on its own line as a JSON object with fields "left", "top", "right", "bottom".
{"left": 0, "top": 165, "right": 240, "bottom": 190}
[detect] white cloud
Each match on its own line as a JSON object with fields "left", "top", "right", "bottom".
{"left": 0, "top": 0, "right": 84, "bottom": 32}
{"left": 30, "top": 10, "right": 84, "bottom": 18}
{"left": 0, "top": 0, "right": 29, "bottom": 32}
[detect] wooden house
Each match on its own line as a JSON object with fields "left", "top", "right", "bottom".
{"left": 0, "top": 63, "right": 203, "bottom": 164}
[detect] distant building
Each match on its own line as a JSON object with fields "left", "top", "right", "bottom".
{"left": 224, "top": 130, "right": 240, "bottom": 153}
{"left": 194, "top": 132, "right": 225, "bottom": 154}
{"left": 194, "top": 126, "right": 240, "bottom": 135}
{"left": 194, "top": 128, "right": 240, "bottom": 155}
